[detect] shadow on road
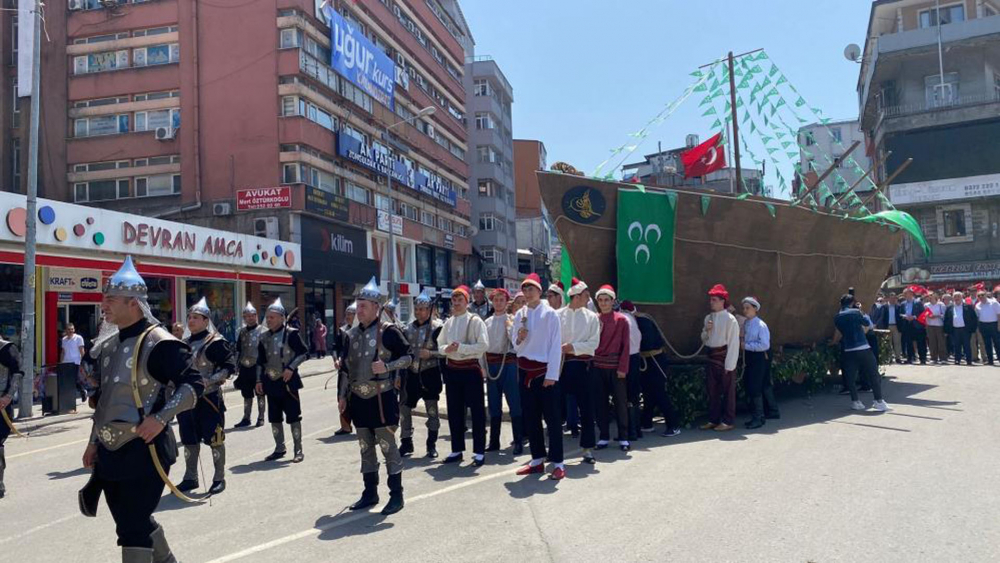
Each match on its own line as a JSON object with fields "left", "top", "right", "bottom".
{"left": 503, "top": 474, "right": 559, "bottom": 499}
{"left": 314, "top": 512, "right": 394, "bottom": 541}
{"left": 229, "top": 458, "right": 293, "bottom": 475}
{"left": 46, "top": 467, "right": 90, "bottom": 481}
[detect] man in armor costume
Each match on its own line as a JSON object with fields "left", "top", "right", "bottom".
{"left": 401, "top": 289, "right": 444, "bottom": 458}
{"left": 82, "top": 256, "right": 204, "bottom": 563}
{"left": 176, "top": 298, "right": 236, "bottom": 496}
{"left": 234, "top": 302, "right": 267, "bottom": 429}
{"left": 469, "top": 279, "right": 493, "bottom": 320}
{"left": 338, "top": 277, "right": 412, "bottom": 515}
{"left": 333, "top": 301, "right": 358, "bottom": 437}
{"left": 0, "top": 337, "right": 24, "bottom": 498}
{"left": 256, "top": 297, "right": 310, "bottom": 463}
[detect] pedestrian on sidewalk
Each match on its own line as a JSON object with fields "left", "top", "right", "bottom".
{"left": 900, "top": 288, "right": 927, "bottom": 365}
{"left": 975, "top": 291, "right": 1000, "bottom": 365}
{"left": 339, "top": 277, "right": 412, "bottom": 515}
{"left": 0, "top": 337, "right": 24, "bottom": 499}
{"left": 438, "top": 285, "right": 490, "bottom": 467}
{"left": 941, "top": 292, "right": 955, "bottom": 359}
{"left": 700, "top": 284, "right": 740, "bottom": 432}
{"left": 557, "top": 278, "right": 600, "bottom": 463}
{"left": 512, "top": 273, "right": 565, "bottom": 480}
{"left": 401, "top": 289, "right": 444, "bottom": 459}
{"left": 469, "top": 280, "right": 493, "bottom": 320}
{"left": 60, "top": 323, "right": 88, "bottom": 403}
{"left": 177, "top": 297, "right": 236, "bottom": 496}
{"left": 834, "top": 293, "right": 891, "bottom": 413}
{"left": 885, "top": 293, "right": 903, "bottom": 363}
{"left": 484, "top": 288, "right": 524, "bottom": 455}
{"left": 312, "top": 318, "right": 328, "bottom": 359}
{"left": 257, "top": 297, "right": 310, "bottom": 463}
{"left": 234, "top": 302, "right": 266, "bottom": 429}
{"left": 593, "top": 285, "right": 632, "bottom": 451}
{"left": 741, "top": 297, "right": 779, "bottom": 429}
{"left": 924, "top": 292, "right": 947, "bottom": 364}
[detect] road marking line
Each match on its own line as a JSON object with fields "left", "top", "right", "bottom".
{"left": 8, "top": 438, "right": 89, "bottom": 460}
{"left": 0, "top": 514, "right": 77, "bottom": 545}
{"left": 207, "top": 447, "right": 584, "bottom": 563}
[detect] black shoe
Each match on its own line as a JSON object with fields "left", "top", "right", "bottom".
{"left": 766, "top": 412, "right": 781, "bottom": 420}
{"left": 620, "top": 444, "right": 631, "bottom": 452}
{"left": 208, "top": 480, "right": 226, "bottom": 495}
{"left": 334, "top": 428, "right": 351, "bottom": 436}
{"left": 349, "top": 491, "right": 379, "bottom": 511}
{"left": 426, "top": 431, "right": 439, "bottom": 459}
{"left": 442, "top": 453, "right": 463, "bottom": 464}
{"left": 745, "top": 418, "right": 765, "bottom": 430}
{"left": 473, "top": 456, "right": 485, "bottom": 467}
{"left": 582, "top": 455, "right": 596, "bottom": 465}
{"left": 234, "top": 419, "right": 251, "bottom": 429}
{"left": 512, "top": 442, "right": 523, "bottom": 456}
{"left": 381, "top": 493, "right": 404, "bottom": 515}
{"left": 399, "top": 438, "right": 414, "bottom": 458}
{"left": 292, "top": 452, "right": 304, "bottom": 463}
{"left": 255, "top": 419, "right": 265, "bottom": 428}
{"left": 264, "top": 450, "right": 287, "bottom": 462}
{"left": 177, "top": 479, "right": 198, "bottom": 493}
{"left": 859, "top": 385, "right": 872, "bottom": 392}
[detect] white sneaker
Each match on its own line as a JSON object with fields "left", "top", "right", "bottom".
{"left": 872, "top": 400, "right": 893, "bottom": 412}
{"left": 851, "top": 400, "right": 866, "bottom": 411}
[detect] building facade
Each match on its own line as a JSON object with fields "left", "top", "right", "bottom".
{"left": 1, "top": 0, "right": 474, "bottom": 328}
{"left": 796, "top": 118, "right": 874, "bottom": 203}
{"left": 621, "top": 135, "right": 764, "bottom": 195}
{"left": 513, "top": 138, "right": 551, "bottom": 286}
{"left": 858, "top": 0, "right": 1000, "bottom": 287}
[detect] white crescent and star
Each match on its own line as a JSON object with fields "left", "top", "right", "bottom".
{"left": 644, "top": 224, "right": 661, "bottom": 244}
{"left": 635, "top": 244, "right": 650, "bottom": 264}
{"left": 701, "top": 147, "right": 718, "bottom": 167}
{"left": 628, "top": 221, "right": 642, "bottom": 241}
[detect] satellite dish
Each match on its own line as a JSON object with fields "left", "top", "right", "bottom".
{"left": 843, "top": 43, "right": 862, "bottom": 63}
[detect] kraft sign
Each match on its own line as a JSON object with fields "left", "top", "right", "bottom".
{"left": 48, "top": 268, "right": 101, "bottom": 292}
{"left": 237, "top": 187, "right": 291, "bottom": 211}
{"left": 325, "top": 6, "right": 395, "bottom": 110}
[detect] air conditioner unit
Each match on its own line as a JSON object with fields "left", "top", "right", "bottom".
{"left": 254, "top": 217, "right": 279, "bottom": 239}
{"left": 68, "top": 0, "right": 85, "bottom": 10}
{"left": 154, "top": 127, "right": 175, "bottom": 141}
{"left": 212, "top": 202, "right": 232, "bottom": 216}
{"left": 483, "top": 266, "right": 498, "bottom": 279}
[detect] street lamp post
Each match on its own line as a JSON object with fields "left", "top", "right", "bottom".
{"left": 383, "top": 106, "right": 435, "bottom": 305}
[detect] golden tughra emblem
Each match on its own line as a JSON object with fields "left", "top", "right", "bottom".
{"left": 569, "top": 189, "right": 602, "bottom": 220}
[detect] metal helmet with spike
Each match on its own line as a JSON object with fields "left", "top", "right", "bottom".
{"left": 414, "top": 288, "right": 434, "bottom": 307}
{"left": 242, "top": 301, "right": 257, "bottom": 315}
{"left": 267, "top": 297, "right": 286, "bottom": 316}
{"left": 345, "top": 301, "right": 357, "bottom": 314}
{"left": 472, "top": 279, "right": 486, "bottom": 291}
{"left": 189, "top": 297, "right": 211, "bottom": 318}
{"left": 104, "top": 255, "right": 147, "bottom": 297}
{"left": 358, "top": 276, "right": 382, "bottom": 303}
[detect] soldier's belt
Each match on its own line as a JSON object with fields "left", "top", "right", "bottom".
{"left": 640, "top": 348, "right": 665, "bottom": 358}
{"left": 240, "top": 358, "right": 256, "bottom": 368}
{"left": 96, "top": 421, "right": 139, "bottom": 451}
{"left": 350, "top": 379, "right": 395, "bottom": 399}
{"left": 266, "top": 367, "right": 283, "bottom": 381}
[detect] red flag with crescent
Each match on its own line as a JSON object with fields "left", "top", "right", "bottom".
{"left": 681, "top": 133, "right": 726, "bottom": 178}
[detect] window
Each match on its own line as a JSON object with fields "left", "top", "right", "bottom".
{"left": 74, "top": 114, "right": 130, "bottom": 137}
{"left": 474, "top": 79, "right": 490, "bottom": 97}
{"left": 11, "top": 138, "right": 20, "bottom": 192}
{"left": 420, "top": 210, "right": 435, "bottom": 227}
{"left": 478, "top": 179, "right": 497, "bottom": 197}
{"left": 132, "top": 91, "right": 178, "bottom": 102}
{"left": 73, "top": 179, "right": 130, "bottom": 202}
{"left": 925, "top": 73, "right": 960, "bottom": 108}
{"left": 74, "top": 50, "right": 129, "bottom": 74}
{"left": 919, "top": 4, "right": 965, "bottom": 28}
{"left": 479, "top": 213, "right": 497, "bottom": 232}
{"left": 132, "top": 26, "right": 178, "bottom": 37}
{"left": 830, "top": 128, "right": 842, "bottom": 143}
{"left": 133, "top": 44, "right": 179, "bottom": 67}
{"left": 375, "top": 194, "right": 391, "bottom": 211}
{"left": 11, "top": 81, "right": 19, "bottom": 128}
{"left": 282, "top": 163, "right": 301, "bottom": 184}
{"left": 135, "top": 108, "right": 179, "bottom": 132}
{"left": 475, "top": 112, "right": 495, "bottom": 130}
{"left": 73, "top": 160, "right": 131, "bottom": 172}
{"left": 279, "top": 28, "right": 301, "bottom": 49}
{"left": 135, "top": 174, "right": 180, "bottom": 197}
{"left": 71, "top": 32, "right": 129, "bottom": 45}
{"left": 938, "top": 204, "right": 973, "bottom": 243}
{"left": 346, "top": 181, "right": 372, "bottom": 205}
{"left": 477, "top": 145, "right": 498, "bottom": 164}
{"left": 986, "top": 4, "right": 998, "bottom": 17}
{"left": 74, "top": 96, "right": 130, "bottom": 107}
{"left": 481, "top": 247, "right": 498, "bottom": 264}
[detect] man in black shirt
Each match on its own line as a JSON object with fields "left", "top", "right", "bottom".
{"left": 256, "top": 298, "right": 310, "bottom": 463}
{"left": 0, "top": 337, "right": 24, "bottom": 499}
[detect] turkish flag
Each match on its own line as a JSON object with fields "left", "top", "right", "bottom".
{"left": 681, "top": 133, "right": 726, "bottom": 178}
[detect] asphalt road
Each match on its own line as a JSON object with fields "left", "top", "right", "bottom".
{"left": 2, "top": 362, "right": 998, "bottom": 562}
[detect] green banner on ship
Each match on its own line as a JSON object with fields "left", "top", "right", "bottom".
{"left": 616, "top": 189, "right": 676, "bottom": 304}
{"left": 560, "top": 245, "right": 577, "bottom": 293}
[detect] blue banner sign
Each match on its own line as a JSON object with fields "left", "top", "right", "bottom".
{"left": 326, "top": 6, "right": 395, "bottom": 110}
{"left": 337, "top": 132, "right": 456, "bottom": 207}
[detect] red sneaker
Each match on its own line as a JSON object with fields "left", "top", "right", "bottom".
{"left": 551, "top": 467, "right": 566, "bottom": 480}
{"left": 516, "top": 463, "right": 545, "bottom": 476}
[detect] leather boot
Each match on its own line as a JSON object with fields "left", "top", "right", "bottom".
{"left": 511, "top": 416, "right": 524, "bottom": 456}
{"left": 349, "top": 472, "right": 379, "bottom": 510}
{"left": 381, "top": 472, "right": 404, "bottom": 515}
{"left": 290, "top": 421, "right": 304, "bottom": 463}
{"left": 234, "top": 398, "right": 252, "bottom": 428}
{"left": 177, "top": 446, "right": 199, "bottom": 492}
{"left": 265, "top": 423, "right": 286, "bottom": 461}
{"left": 399, "top": 437, "right": 414, "bottom": 458}
{"left": 122, "top": 547, "right": 154, "bottom": 563}
{"left": 486, "top": 417, "right": 502, "bottom": 452}
{"left": 150, "top": 525, "right": 177, "bottom": 563}
{"left": 209, "top": 444, "right": 226, "bottom": 494}
{"left": 256, "top": 395, "right": 267, "bottom": 426}
{"left": 425, "top": 430, "right": 439, "bottom": 459}
{"left": 745, "top": 397, "right": 766, "bottom": 430}
{"left": 0, "top": 445, "right": 6, "bottom": 498}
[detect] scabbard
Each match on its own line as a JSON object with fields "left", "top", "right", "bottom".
{"left": 1, "top": 407, "right": 24, "bottom": 438}
{"left": 78, "top": 470, "right": 103, "bottom": 517}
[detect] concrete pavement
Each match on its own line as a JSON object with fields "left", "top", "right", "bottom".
{"left": 2, "top": 362, "right": 999, "bottom": 562}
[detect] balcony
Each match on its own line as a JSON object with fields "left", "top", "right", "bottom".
{"left": 874, "top": 90, "right": 1000, "bottom": 142}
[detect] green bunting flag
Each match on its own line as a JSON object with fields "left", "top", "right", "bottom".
{"left": 701, "top": 195, "right": 711, "bottom": 216}
{"left": 702, "top": 106, "right": 717, "bottom": 117}
{"left": 786, "top": 151, "right": 799, "bottom": 159}
{"left": 775, "top": 131, "right": 787, "bottom": 139}
{"left": 781, "top": 141, "right": 793, "bottom": 149}
{"left": 765, "top": 203, "right": 776, "bottom": 218}
{"left": 766, "top": 147, "right": 779, "bottom": 155}
{"left": 694, "top": 83, "right": 708, "bottom": 92}
{"left": 855, "top": 210, "right": 930, "bottom": 256}
{"left": 690, "top": 70, "right": 704, "bottom": 78}
{"left": 775, "top": 98, "right": 787, "bottom": 109}
{"left": 751, "top": 64, "right": 763, "bottom": 74}
{"left": 756, "top": 52, "right": 769, "bottom": 61}
{"left": 617, "top": 190, "right": 677, "bottom": 304}
{"left": 711, "top": 118, "right": 722, "bottom": 128}
{"left": 737, "top": 193, "right": 751, "bottom": 200}
{"left": 743, "top": 110, "right": 751, "bottom": 123}
{"left": 699, "top": 96, "right": 713, "bottom": 107}
{"left": 769, "top": 64, "right": 779, "bottom": 77}
{"left": 749, "top": 122, "right": 757, "bottom": 134}
{"left": 776, "top": 76, "right": 787, "bottom": 86}
{"left": 761, "top": 135, "right": 773, "bottom": 144}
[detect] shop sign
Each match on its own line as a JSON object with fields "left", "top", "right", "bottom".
{"left": 443, "top": 233, "right": 454, "bottom": 249}
{"left": 927, "top": 260, "right": 1000, "bottom": 280}
{"left": 302, "top": 218, "right": 367, "bottom": 260}
{"left": 236, "top": 187, "right": 291, "bottom": 211}
{"left": 377, "top": 210, "right": 403, "bottom": 235}
{"left": 0, "top": 192, "right": 300, "bottom": 271}
{"left": 304, "top": 186, "right": 349, "bottom": 223}
{"left": 337, "top": 132, "right": 457, "bottom": 208}
{"left": 325, "top": 6, "right": 395, "bottom": 110}
{"left": 890, "top": 173, "right": 1000, "bottom": 205}
{"left": 48, "top": 268, "right": 101, "bottom": 293}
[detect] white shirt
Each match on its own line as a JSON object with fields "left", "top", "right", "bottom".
{"left": 61, "top": 334, "right": 85, "bottom": 365}
{"left": 484, "top": 313, "right": 514, "bottom": 355}
{"left": 976, "top": 299, "right": 1000, "bottom": 323}
{"left": 701, "top": 311, "right": 741, "bottom": 372}
{"left": 953, "top": 304, "right": 965, "bottom": 328}
{"left": 437, "top": 311, "right": 489, "bottom": 361}
{"left": 558, "top": 306, "right": 600, "bottom": 356}
{"left": 925, "top": 302, "right": 945, "bottom": 327}
{"left": 622, "top": 311, "right": 641, "bottom": 355}
{"left": 511, "top": 301, "right": 563, "bottom": 381}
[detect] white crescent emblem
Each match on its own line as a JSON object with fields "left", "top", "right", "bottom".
{"left": 702, "top": 147, "right": 718, "bottom": 166}
{"left": 644, "top": 224, "right": 661, "bottom": 244}
{"left": 635, "top": 244, "right": 650, "bottom": 264}
{"left": 628, "top": 221, "right": 642, "bottom": 241}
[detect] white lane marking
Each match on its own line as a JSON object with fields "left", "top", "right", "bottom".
{"left": 0, "top": 514, "right": 77, "bottom": 545}
{"left": 8, "top": 438, "right": 90, "bottom": 460}
{"left": 207, "top": 447, "right": 585, "bottom": 563}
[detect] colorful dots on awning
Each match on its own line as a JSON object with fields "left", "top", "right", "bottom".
{"left": 73, "top": 224, "right": 86, "bottom": 237}
{"left": 6, "top": 208, "right": 26, "bottom": 237}
{"left": 270, "top": 256, "right": 278, "bottom": 266}
{"left": 252, "top": 254, "right": 260, "bottom": 264}
{"left": 283, "top": 251, "right": 295, "bottom": 268}
{"left": 274, "top": 245, "right": 283, "bottom": 257}
{"left": 93, "top": 232, "right": 105, "bottom": 245}
{"left": 38, "top": 206, "right": 56, "bottom": 225}
{"left": 54, "top": 227, "right": 68, "bottom": 242}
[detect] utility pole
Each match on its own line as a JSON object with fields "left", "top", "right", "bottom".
{"left": 727, "top": 51, "right": 743, "bottom": 194}
{"left": 19, "top": 0, "right": 42, "bottom": 418}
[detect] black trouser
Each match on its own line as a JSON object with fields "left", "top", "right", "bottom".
{"left": 594, "top": 367, "right": 629, "bottom": 442}
{"left": 95, "top": 437, "right": 171, "bottom": 548}
{"left": 626, "top": 355, "right": 642, "bottom": 439}
{"left": 0, "top": 403, "right": 11, "bottom": 445}
{"left": 843, "top": 349, "right": 883, "bottom": 403}
{"left": 235, "top": 365, "right": 262, "bottom": 399}
{"left": 178, "top": 391, "right": 225, "bottom": 446}
{"left": 639, "top": 354, "right": 680, "bottom": 431}
{"left": 559, "top": 360, "right": 597, "bottom": 449}
{"left": 979, "top": 321, "right": 1000, "bottom": 364}
{"left": 262, "top": 375, "right": 302, "bottom": 424}
{"left": 902, "top": 325, "right": 927, "bottom": 363}
{"left": 520, "top": 371, "right": 563, "bottom": 463}
{"left": 744, "top": 350, "right": 780, "bottom": 418}
{"left": 953, "top": 326, "right": 973, "bottom": 364}
{"left": 443, "top": 365, "right": 486, "bottom": 455}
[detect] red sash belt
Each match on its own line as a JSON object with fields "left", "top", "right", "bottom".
{"left": 563, "top": 354, "right": 593, "bottom": 363}
{"left": 485, "top": 353, "right": 516, "bottom": 364}
{"left": 517, "top": 357, "right": 547, "bottom": 387}
{"left": 446, "top": 358, "right": 481, "bottom": 371}
{"left": 593, "top": 354, "right": 620, "bottom": 370}
{"left": 707, "top": 346, "right": 728, "bottom": 369}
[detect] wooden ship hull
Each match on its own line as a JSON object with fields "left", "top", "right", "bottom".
{"left": 539, "top": 171, "right": 902, "bottom": 355}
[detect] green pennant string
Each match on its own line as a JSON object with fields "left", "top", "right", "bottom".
{"left": 749, "top": 122, "right": 757, "bottom": 134}
{"left": 709, "top": 78, "right": 721, "bottom": 91}
{"left": 780, "top": 141, "right": 792, "bottom": 149}
{"left": 755, "top": 51, "right": 769, "bottom": 61}
{"left": 760, "top": 135, "right": 773, "bottom": 144}
{"left": 736, "top": 98, "right": 744, "bottom": 108}
{"left": 742, "top": 110, "right": 751, "bottom": 123}
{"left": 699, "top": 96, "right": 714, "bottom": 107}
{"left": 762, "top": 76, "right": 772, "bottom": 88}
{"left": 795, "top": 97, "right": 806, "bottom": 107}
{"left": 786, "top": 151, "right": 799, "bottom": 159}
{"left": 690, "top": 70, "right": 704, "bottom": 77}
{"left": 766, "top": 147, "right": 779, "bottom": 155}
{"left": 634, "top": 183, "right": 646, "bottom": 193}
{"left": 769, "top": 105, "right": 779, "bottom": 117}
{"left": 694, "top": 83, "right": 708, "bottom": 92}
{"left": 763, "top": 113, "right": 770, "bottom": 127}
{"left": 775, "top": 131, "right": 786, "bottom": 139}
{"left": 765, "top": 203, "right": 776, "bottom": 218}
{"left": 775, "top": 98, "right": 787, "bottom": 109}
{"left": 702, "top": 106, "right": 717, "bottom": 117}
{"left": 751, "top": 64, "right": 763, "bottom": 74}
{"left": 711, "top": 118, "right": 722, "bottom": 128}
{"left": 701, "top": 195, "right": 711, "bottom": 216}
{"left": 769, "top": 64, "right": 779, "bottom": 77}
{"left": 752, "top": 83, "right": 763, "bottom": 95}
{"left": 737, "top": 193, "right": 751, "bottom": 200}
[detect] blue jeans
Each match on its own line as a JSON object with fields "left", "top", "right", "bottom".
{"left": 486, "top": 361, "right": 521, "bottom": 419}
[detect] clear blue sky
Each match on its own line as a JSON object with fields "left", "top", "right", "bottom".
{"left": 461, "top": 0, "right": 872, "bottom": 184}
